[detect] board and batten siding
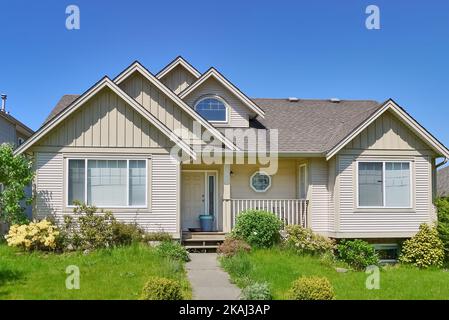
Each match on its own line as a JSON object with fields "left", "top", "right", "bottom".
{"left": 183, "top": 77, "right": 251, "bottom": 128}
{"left": 151, "top": 154, "right": 180, "bottom": 234}
{"left": 119, "top": 73, "right": 196, "bottom": 141}
{"left": 160, "top": 65, "right": 197, "bottom": 94}
{"left": 337, "top": 154, "right": 433, "bottom": 235}
{"left": 37, "top": 88, "right": 170, "bottom": 149}
{"left": 344, "top": 110, "right": 428, "bottom": 151}
{"left": 0, "top": 115, "right": 16, "bottom": 145}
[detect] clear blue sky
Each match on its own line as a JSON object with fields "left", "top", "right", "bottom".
{"left": 1, "top": 0, "right": 449, "bottom": 149}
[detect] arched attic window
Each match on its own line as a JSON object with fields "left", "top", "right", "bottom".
{"left": 194, "top": 96, "right": 228, "bottom": 123}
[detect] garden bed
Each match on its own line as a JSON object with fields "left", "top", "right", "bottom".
{"left": 0, "top": 243, "right": 191, "bottom": 300}
{"left": 221, "top": 248, "right": 449, "bottom": 300}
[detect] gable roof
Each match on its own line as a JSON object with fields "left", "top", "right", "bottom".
{"left": 43, "top": 94, "right": 79, "bottom": 125}
{"left": 156, "top": 56, "right": 201, "bottom": 80}
{"left": 114, "top": 61, "right": 238, "bottom": 151}
{"left": 179, "top": 68, "right": 265, "bottom": 119}
{"left": 14, "top": 77, "right": 196, "bottom": 159}
{"left": 251, "top": 98, "right": 382, "bottom": 153}
{"left": 324, "top": 99, "right": 449, "bottom": 160}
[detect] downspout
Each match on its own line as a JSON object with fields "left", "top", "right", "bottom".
{"left": 436, "top": 158, "right": 448, "bottom": 169}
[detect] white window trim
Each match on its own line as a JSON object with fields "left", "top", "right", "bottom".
{"left": 250, "top": 170, "right": 272, "bottom": 193}
{"left": 298, "top": 163, "right": 308, "bottom": 200}
{"left": 66, "top": 158, "right": 148, "bottom": 209}
{"left": 194, "top": 95, "right": 229, "bottom": 124}
{"left": 356, "top": 160, "right": 413, "bottom": 209}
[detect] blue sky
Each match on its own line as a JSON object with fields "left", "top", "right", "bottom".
{"left": 1, "top": 0, "right": 449, "bottom": 149}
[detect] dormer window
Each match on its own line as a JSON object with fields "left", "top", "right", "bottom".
{"left": 194, "top": 96, "right": 228, "bottom": 122}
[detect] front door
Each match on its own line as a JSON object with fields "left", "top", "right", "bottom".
{"left": 181, "top": 171, "right": 217, "bottom": 231}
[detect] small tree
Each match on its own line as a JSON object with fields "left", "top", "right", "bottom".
{"left": 0, "top": 144, "right": 34, "bottom": 225}
{"left": 435, "top": 197, "right": 449, "bottom": 261}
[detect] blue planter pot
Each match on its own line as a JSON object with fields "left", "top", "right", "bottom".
{"left": 199, "top": 215, "right": 214, "bottom": 232}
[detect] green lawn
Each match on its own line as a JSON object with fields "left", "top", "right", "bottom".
{"left": 0, "top": 243, "right": 191, "bottom": 300}
{"left": 221, "top": 248, "right": 449, "bottom": 300}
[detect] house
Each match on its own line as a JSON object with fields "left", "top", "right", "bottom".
{"left": 0, "top": 95, "right": 34, "bottom": 147}
{"left": 14, "top": 57, "right": 449, "bottom": 247}
{"left": 437, "top": 166, "right": 449, "bottom": 197}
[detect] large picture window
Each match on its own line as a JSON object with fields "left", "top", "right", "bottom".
{"left": 358, "top": 161, "right": 411, "bottom": 208}
{"left": 67, "top": 159, "right": 147, "bottom": 207}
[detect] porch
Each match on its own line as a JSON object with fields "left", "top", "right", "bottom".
{"left": 180, "top": 160, "right": 310, "bottom": 247}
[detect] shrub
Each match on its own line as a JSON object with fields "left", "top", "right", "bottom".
{"left": 288, "top": 276, "right": 335, "bottom": 300}
{"left": 241, "top": 282, "right": 272, "bottom": 300}
{"left": 435, "top": 197, "right": 449, "bottom": 261}
{"left": 217, "top": 237, "right": 251, "bottom": 257}
{"left": 232, "top": 210, "right": 283, "bottom": 248}
{"left": 5, "top": 219, "right": 60, "bottom": 251}
{"left": 337, "top": 239, "right": 379, "bottom": 270}
{"left": 112, "top": 222, "right": 145, "bottom": 246}
{"left": 140, "top": 277, "right": 183, "bottom": 300}
{"left": 0, "top": 143, "right": 34, "bottom": 225}
{"left": 61, "top": 201, "right": 115, "bottom": 250}
{"left": 284, "top": 225, "right": 335, "bottom": 256}
{"left": 156, "top": 241, "right": 190, "bottom": 262}
{"left": 399, "top": 223, "right": 444, "bottom": 268}
{"left": 143, "top": 232, "right": 173, "bottom": 242}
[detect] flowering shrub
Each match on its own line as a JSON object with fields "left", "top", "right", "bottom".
{"left": 283, "top": 225, "right": 335, "bottom": 256}
{"left": 5, "top": 219, "right": 60, "bottom": 251}
{"left": 399, "top": 223, "right": 444, "bottom": 268}
{"left": 232, "top": 210, "right": 283, "bottom": 248}
{"left": 217, "top": 237, "right": 251, "bottom": 257}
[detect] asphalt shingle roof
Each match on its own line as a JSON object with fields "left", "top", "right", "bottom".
{"left": 438, "top": 166, "right": 449, "bottom": 197}
{"left": 43, "top": 95, "right": 381, "bottom": 153}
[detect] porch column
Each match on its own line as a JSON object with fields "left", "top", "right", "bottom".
{"left": 223, "top": 164, "right": 232, "bottom": 233}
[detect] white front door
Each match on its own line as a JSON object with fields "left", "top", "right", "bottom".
{"left": 181, "top": 171, "right": 217, "bottom": 231}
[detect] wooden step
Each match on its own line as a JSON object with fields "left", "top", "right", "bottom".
{"left": 182, "top": 232, "right": 226, "bottom": 241}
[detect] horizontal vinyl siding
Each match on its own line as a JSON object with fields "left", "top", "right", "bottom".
{"left": 151, "top": 154, "right": 179, "bottom": 233}
{"left": 338, "top": 154, "right": 432, "bottom": 234}
{"left": 35, "top": 152, "right": 63, "bottom": 219}
{"left": 183, "top": 78, "right": 250, "bottom": 128}
{"left": 310, "top": 158, "right": 330, "bottom": 233}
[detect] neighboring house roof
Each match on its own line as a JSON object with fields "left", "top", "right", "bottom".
{"left": 251, "top": 98, "right": 381, "bottom": 153}
{"left": 0, "top": 110, "right": 34, "bottom": 138}
{"left": 438, "top": 166, "right": 449, "bottom": 197}
{"left": 156, "top": 56, "right": 201, "bottom": 79}
{"left": 179, "top": 67, "right": 265, "bottom": 119}
{"left": 14, "top": 77, "right": 196, "bottom": 159}
{"left": 43, "top": 94, "right": 79, "bottom": 125}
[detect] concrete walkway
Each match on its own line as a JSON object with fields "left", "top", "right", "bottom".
{"left": 186, "top": 253, "right": 241, "bottom": 300}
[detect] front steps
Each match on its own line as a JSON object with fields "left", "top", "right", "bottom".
{"left": 182, "top": 231, "right": 226, "bottom": 251}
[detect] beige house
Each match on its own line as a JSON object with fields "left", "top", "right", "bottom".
{"left": 15, "top": 57, "right": 449, "bottom": 247}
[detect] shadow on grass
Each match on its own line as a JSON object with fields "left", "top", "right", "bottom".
{"left": 0, "top": 268, "right": 24, "bottom": 298}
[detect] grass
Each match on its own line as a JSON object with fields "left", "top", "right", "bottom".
{"left": 0, "top": 243, "right": 191, "bottom": 300}
{"left": 221, "top": 247, "right": 449, "bottom": 300}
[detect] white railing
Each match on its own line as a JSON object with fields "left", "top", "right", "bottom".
{"left": 229, "top": 199, "right": 308, "bottom": 229}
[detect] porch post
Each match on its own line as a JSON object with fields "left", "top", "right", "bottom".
{"left": 223, "top": 164, "right": 232, "bottom": 233}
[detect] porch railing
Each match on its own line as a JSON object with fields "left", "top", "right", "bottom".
{"left": 229, "top": 199, "right": 308, "bottom": 229}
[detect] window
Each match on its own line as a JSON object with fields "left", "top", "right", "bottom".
{"left": 195, "top": 97, "right": 227, "bottom": 122}
{"left": 299, "top": 164, "right": 308, "bottom": 199}
{"left": 358, "top": 161, "right": 411, "bottom": 208}
{"left": 17, "top": 137, "right": 24, "bottom": 146}
{"left": 67, "top": 159, "right": 147, "bottom": 207}
{"left": 250, "top": 171, "right": 271, "bottom": 192}
{"left": 207, "top": 175, "right": 215, "bottom": 215}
